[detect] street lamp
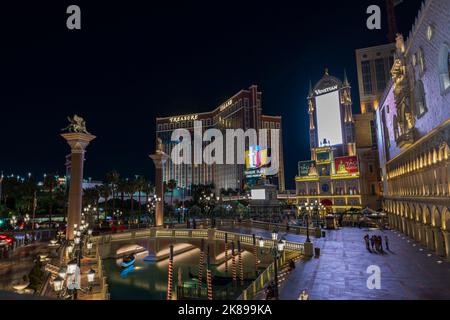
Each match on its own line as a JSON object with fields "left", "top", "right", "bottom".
{"left": 53, "top": 276, "right": 64, "bottom": 293}
{"left": 67, "top": 259, "right": 78, "bottom": 275}
{"left": 58, "top": 266, "right": 67, "bottom": 279}
{"left": 271, "top": 230, "right": 278, "bottom": 241}
{"left": 87, "top": 268, "right": 96, "bottom": 291}
{"left": 302, "top": 204, "right": 312, "bottom": 243}
{"left": 259, "top": 237, "right": 265, "bottom": 249}
{"left": 258, "top": 234, "right": 285, "bottom": 300}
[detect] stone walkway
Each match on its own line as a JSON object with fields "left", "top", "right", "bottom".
{"left": 278, "top": 228, "right": 450, "bottom": 300}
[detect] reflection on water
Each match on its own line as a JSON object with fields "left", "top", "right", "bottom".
{"left": 104, "top": 248, "right": 262, "bottom": 300}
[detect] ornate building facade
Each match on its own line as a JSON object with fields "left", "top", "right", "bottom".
{"left": 296, "top": 70, "right": 362, "bottom": 213}
{"left": 376, "top": 0, "right": 450, "bottom": 260}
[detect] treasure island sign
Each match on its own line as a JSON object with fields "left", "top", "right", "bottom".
{"left": 169, "top": 114, "right": 199, "bottom": 123}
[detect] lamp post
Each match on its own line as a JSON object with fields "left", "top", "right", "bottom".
{"left": 258, "top": 231, "right": 285, "bottom": 300}
{"left": 53, "top": 260, "right": 96, "bottom": 299}
{"left": 305, "top": 204, "right": 311, "bottom": 243}
{"left": 200, "top": 193, "right": 217, "bottom": 228}
{"left": 147, "top": 195, "right": 161, "bottom": 227}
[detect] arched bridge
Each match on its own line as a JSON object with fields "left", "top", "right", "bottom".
{"left": 91, "top": 228, "right": 308, "bottom": 263}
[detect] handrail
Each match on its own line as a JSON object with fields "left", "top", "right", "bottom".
{"left": 91, "top": 228, "right": 305, "bottom": 254}
{"left": 238, "top": 251, "right": 299, "bottom": 300}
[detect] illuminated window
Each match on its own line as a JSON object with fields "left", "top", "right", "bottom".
{"left": 414, "top": 80, "right": 427, "bottom": 117}
{"left": 418, "top": 48, "right": 425, "bottom": 74}
{"left": 412, "top": 53, "right": 417, "bottom": 66}
{"left": 438, "top": 44, "right": 450, "bottom": 92}
{"left": 427, "top": 25, "right": 433, "bottom": 41}
{"left": 361, "top": 61, "right": 373, "bottom": 95}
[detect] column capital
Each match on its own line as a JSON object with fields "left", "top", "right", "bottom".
{"left": 150, "top": 152, "right": 170, "bottom": 169}
{"left": 61, "top": 133, "right": 96, "bottom": 153}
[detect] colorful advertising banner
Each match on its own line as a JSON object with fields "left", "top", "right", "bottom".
{"left": 298, "top": 160, "right": 318, "bottom": 177}
{"left": 316, "top": 150, "right": 331, "bottom": 163}
{"left": 246, "top": 146, "right": 269, "bottom": 170}
{"left": 334, "top": 156, "right": 359, "bottom": 175}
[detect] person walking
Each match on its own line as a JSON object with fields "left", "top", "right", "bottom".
{"left": 384, "top": 236, "right": 390, "bottom": 251}
{"left": 378, "top": 236, "right": 384, "bottom": 253}
{"left": 364, "top": 235, "right": 370, "bottom": 251}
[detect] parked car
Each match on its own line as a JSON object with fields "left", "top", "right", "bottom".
{"left": 0, "top": 235, "right": 14, "bottom": 248}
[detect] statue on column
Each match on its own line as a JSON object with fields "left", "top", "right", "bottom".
{"left": 62, "top": 115, "right": 90, "bottom": 134}
{"left": 156, "top": 137, "right": 164, "bottom": 154}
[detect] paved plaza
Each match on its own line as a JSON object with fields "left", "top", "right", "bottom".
{"left": 278, "top": 228, "right": 450, "bottom": 300}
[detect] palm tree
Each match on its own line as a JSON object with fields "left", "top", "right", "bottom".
{"left": 167, "top": 179, "right": 177, "bottom": 227}
{"left": 43, "top": 174, "right": 58, "bottom": 227}
{"left": 97, "top": 185, "right": 110, "bottom": 220}
{"left": 116, "top": 178, "right": 127, "bottom": 212}
{"left": 105, "top": 171, "right": 120, "bottom": 215}
{"left": 83, "top": 187, "right": 100, "bottom": 223}
{"left": 126, "top": 179, "right": 137, "bottom": 213}
{"left": 135, "top": 176, "right": 147, "bottom": 214}
{"left": 141, "top": 181, "right": 154, "bottom": 227}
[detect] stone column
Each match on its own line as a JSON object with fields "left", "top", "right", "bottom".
{"left": 401, "top": 218, "right": 406, "bottom": 234}
{"left": 150, "top": 152, "right": 169, "bottom": 227}
{"left": 443, "top": 231, "right": 450, "bottom": 261}
{"left": 420, "top": 224, "right": 428, "bottom": 246}
{"left": 433, "top": 227, "right": 445, "bottom": 256}
{"left": 61, "top": 132, "right": 96, "bottom": 240}
{"left": 415, "top": 222, "right": 423, "bottom": 243}
{"left": 424, "top": 225, "right": 435, "bottom": 251}
{"left": 410, "top": 220, "right": 416, "bottom": 240}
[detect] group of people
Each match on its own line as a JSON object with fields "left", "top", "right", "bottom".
{"left": 364, "top": 234, "right": 390, "bottom": 253}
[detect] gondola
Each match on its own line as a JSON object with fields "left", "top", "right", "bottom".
{"left": 143, "top": 254, "right": 157, "bottom": 263}
{"left": 120, "top": 264, "right": 135, "bottom": 278}
{"left": 120, "top": 254, "right": 136, "bottom": 268}
{"left": 187, "top": 268, "right": 254, "bottom": 286}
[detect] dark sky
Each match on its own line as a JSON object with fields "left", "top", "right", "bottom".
{"left": 0, "top": 0, "right": 422, "bottom": 189}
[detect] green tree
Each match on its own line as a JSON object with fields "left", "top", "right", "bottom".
{"left": 135, "top": 176, "right": 147, "bottom": 214}
{"left": 116, "top": 178, "right": 127, "bottom": 211}
{"left": 43, "top": 174, "right": 58, "bottom": 226}
{"left": 167, "top": 179, "right": 177, "bottom": 226}
{"left": 105, "top": 171, "right": 120, "bottom": 215}
{"left": 97, "top": 185, "right": 110, "bottom": 219}
{"left": 83, "top": 187, "right": 100, "bottom": 222}
{"left": 141, "top": 181, "right": 154, "bottom": 226}
{"left": 126, "top": 179, "right": 137, "bottom": 213}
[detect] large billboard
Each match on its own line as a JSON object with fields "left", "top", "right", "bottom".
{"left": 298, "top": 160, "right": 318, "bottom": 177}
{"left": 334, "top": 156, "right": 359, "bottom": 175}
{"left": 315, "top": 90, "right": 343, "bottom": 146}
{"left": 246, "top": 146, "right": 269, "bottom": 170}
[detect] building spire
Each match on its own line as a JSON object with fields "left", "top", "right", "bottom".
{"left": 343, "top": 69, "right": 349, "bottom": 87}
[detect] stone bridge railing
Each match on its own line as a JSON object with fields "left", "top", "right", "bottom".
{"left": 91, "top": 228, "right": 309, "bottom": 255}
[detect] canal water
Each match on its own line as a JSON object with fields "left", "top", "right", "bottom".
{"left": 104, "top": 248, "right": 264, "bottom": 300}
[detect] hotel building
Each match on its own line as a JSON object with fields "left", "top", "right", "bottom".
{"left": 354, "top": 43, "right": 396, "bottom": 210}
{"left": 376, "top": 0, "right": 450, "bottom": 259}
{"left": 155, "top": 85, "right": 285, "bottom": 194}
{"left": 295, "top": 70, "right": 362, "bottom": 212}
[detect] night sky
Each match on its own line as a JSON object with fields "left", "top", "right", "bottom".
{"left": 0, "top": 0, "right": 423, "bottom": 188}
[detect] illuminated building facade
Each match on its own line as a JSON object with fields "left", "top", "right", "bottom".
{"left": 356, "top": 43, "right": 396, "bottom": 114}
{"left": 296, "top": 70, "right": 362, "bottom": 213}
{"left": 155, "top": 85, "right": 285, "bottom": 193}
{"left": 376, "top": 0, "right": 450, "bottom": 260}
